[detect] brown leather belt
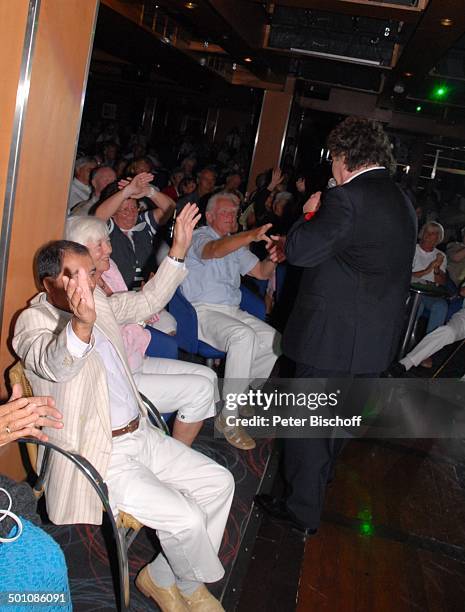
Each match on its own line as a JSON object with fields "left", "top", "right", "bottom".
{"left": 112, "top": 416, "right": 140, "bottom": 438}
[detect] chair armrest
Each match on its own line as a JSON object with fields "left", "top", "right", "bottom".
{"left": 139, "top": 393, "right": 170, "bottom": 435}
{"left": 18, "top": 438, "right": 116, "bottom": 526}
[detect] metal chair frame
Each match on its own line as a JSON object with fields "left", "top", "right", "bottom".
{"left": 10, "top": 359, "right": 167, "bottom": 612}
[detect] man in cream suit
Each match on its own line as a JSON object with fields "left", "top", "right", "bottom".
{"left": 13, "top": 204, "right": 233, "bottom": 612}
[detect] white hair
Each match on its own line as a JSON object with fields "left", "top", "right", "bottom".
{"left": 65, "top": 216, "right": 109, "bottom": 247}
{"left": 206, "top": 191, "right": 240, "bottom": 214}
{"left": 419, "top": 221, "right": 444, "bottom": 244}
{"left": 274, "top": 191, "right": 293, "bottom": 205}
{"left": 74, "top": 156, "right": 96, "bottom": 171}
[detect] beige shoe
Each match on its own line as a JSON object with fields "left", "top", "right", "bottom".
{"left": 180, "top": 584, "right": 224, "bottom": 611}
{"left": 215, "top": 414, "right": 256, "bottom": 450}
{"left": 238, "top": 403, "right": 254, "bottom": 417}
{"left": 135, "top": 566, "right": 189, "bottom": 612}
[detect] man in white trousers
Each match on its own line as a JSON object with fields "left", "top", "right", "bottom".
{"left": 395, "top": 289, "right": 465, "bottom": 373}
{"left": 182, "top": 192, "right": 282, "bottom": 451}
{"left": 13, "top": 204, "right": 233, "bottom": 612}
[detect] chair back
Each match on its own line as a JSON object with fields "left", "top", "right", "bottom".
{"left": 240, "top": 284, "right": 266, "bottom": 321}
{"left": 167, "top": 288, "right": 199, "bottom": 353}
{"left": 8, "top": 362, "right": 39, "bottom": 474}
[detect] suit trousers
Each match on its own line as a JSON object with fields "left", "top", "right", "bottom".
{"left": 284, "top": 364, "right": 375, "bottom": 529}
{"left": 133, "top": 357, "right": 219, "bottom": 422}
{"left": 105, "top": 418, "right": 234, "bottom": 583}
{"left": 194, "top": 303, "right": 281, "bottom": 399}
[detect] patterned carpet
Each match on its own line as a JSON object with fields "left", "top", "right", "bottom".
{"left": 41, "top": 421, "right": 272, "bottom": 611}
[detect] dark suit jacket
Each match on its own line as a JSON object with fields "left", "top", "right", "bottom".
{"left": 283, "top": 168, "right": 417, "bottom": 374}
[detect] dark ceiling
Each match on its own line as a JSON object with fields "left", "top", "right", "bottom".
{"left": 94, "top": 0, "right": 465, "bottom": 125}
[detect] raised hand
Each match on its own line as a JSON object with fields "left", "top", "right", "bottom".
{"left": 268, "top": 168, "right": 284, "bottom": 191}
{"left": 170, "top": 203, "right": 201, "bottom": 259}
{"left": 296, "top": 177, "right": 306, "bottom": 193}
{"left": 118, "top": 172, "right": 154, "bottom": 199}
{"left": 0, "top": 384, "right": 63, "bottom": 446}
{"left": 63, "top": 267, "right": 96, "bottom": 326}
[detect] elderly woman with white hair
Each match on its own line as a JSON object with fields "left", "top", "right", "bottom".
{"left": 64, "top": 216, "right": 219, "bottom": 446}
{"left": 412, "top": 221, "right": 449, "bottom": 334}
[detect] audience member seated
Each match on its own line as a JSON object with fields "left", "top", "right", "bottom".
{"left": 177, "top": 167, "right": 217, "bottom": 218}
{"left": 446, "top": 227, "right": 465, "bottom": 288}
{"left": 388, "top": 281, "right": 465, "bottom": 372}
{"left": 178, "top": 175, "right": 197, "bottom": 199}
{"left": 65, "top": 215, "right": 218, "bottom": 446}
{"left": 0, "top": 384, "right": 63, "bottom": 446}
{"left": 162, "top": 167, "right": 185, "bottom": 201}
{"left": 93, "top": 172, "right": 175, "bottom": 290}
{"left": 13, "top": 205, "right": 233, "bottom": 611}
{"left": 101, "top": 141, "right": 119, "bottom": 169}
{"left": 1, "top": 388, "right": 69, "bottom": 609}
{"left": 182, "top": 192, "right": 282, "bottom": 450}
{"left": 70, "top": 165, "right": 117, "bottom": 217}
{"left": 219, "top": 171, "right": 245, "bottom": 206}
{"left": 67, "top": 156, "right": 97, "bottom": 214}
{"left": 412, "top": 221, "right": 448, "bottom": 334}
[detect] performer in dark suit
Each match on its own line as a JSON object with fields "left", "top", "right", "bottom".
{"left": 256, "top": 116, "right": 417, "bottom": 532}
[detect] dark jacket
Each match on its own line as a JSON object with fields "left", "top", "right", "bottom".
{"left": 283, "top": 169, "right": 417, "bottom": 374}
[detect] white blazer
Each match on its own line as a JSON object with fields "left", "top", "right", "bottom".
{"left": 13, "top": 257, "right": 187, "bottom": 525}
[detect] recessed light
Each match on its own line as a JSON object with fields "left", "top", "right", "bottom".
{"left": 440, "top": 18, "right": 453, "bottom": 27}
{"left": 404, "top": 71, "right": 413, "bottom": 78}
{"left": 185, "top": 2, "right": 197, "bottom": 9}
{"left": 244, "top": 57, "right": 253, "bottom": 63}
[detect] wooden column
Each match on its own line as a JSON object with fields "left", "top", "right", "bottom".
{"left": 0, "top": 0, "right": 99, "bottom": 478}
{"left": 247, "top": 88, "right": 294, "bottom": 193}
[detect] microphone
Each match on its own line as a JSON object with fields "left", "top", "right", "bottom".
{"left": 327, "top": 177, "right": 337, "bottom": 189}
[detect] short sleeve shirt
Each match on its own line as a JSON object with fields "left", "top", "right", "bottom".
{"left": 182, "top": 225, "right": 258, "bottom": 306}
{"left": 412, "top": 244, "right": 447, "bottom": 283}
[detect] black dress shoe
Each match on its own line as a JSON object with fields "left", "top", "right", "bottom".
{"left": 254, "top": 494, "right": 317, "bottom": 535}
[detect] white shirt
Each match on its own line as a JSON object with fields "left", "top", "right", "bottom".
{"left": 68, "top": 178, "right": 91, "bottom": 213}
{"left": 66, "top": 323, "right": 139, "bottom": 429}
{"left": 69, "top": 193, "right": 99, "bottom": 217}
{"left": 412, "top": 244, "right": 447, "bottom": 283}
{"left": 343, "top": 166, "right": 386, "bottom": 184}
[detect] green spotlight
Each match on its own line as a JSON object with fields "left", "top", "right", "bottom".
{"left": 432, "top": 85, "right": 449, "bottom": 99}
{"left": 416, "top": 105, "right": 422, "bottom": 112}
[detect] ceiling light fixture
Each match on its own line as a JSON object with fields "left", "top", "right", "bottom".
{"left": 244, "top": 57, "right": 252, "bottom": 63}
{"left": 404, "top": 71, "right": 413, "bottom": 78}
{"left": 440, "top": 18, "right": 453, "bottom": 27}
{"left": 290, "top": 48, "right": 381, "bottom": 66}
{"left": 185, "top": 2, "right": 197, "bottom": 9}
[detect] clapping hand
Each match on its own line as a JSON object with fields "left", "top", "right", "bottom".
{"left": 0, "top": 384, "right": 63, "bottom": 446}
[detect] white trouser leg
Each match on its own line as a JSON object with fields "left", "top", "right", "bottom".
{"left": 106, "top": 419, "right": 234, "bottom": 583}
{"left": 194, "top": 304, "right": 281, "bottom": 398}
{"left": 401, "top": 309, "right": 465, "bottom": 369}
{"left": 133, "top": 357, "right": 218, "bottom": 422}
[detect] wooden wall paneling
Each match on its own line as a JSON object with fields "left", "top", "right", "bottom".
{"left": 0, "top": 0, "right": 99, "bottom": 478}
{"left": 0, "top": 0, "right": 31, "bottom": 349}
{"left": 247, "top": 89, "right": 293, "bottom": 193}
